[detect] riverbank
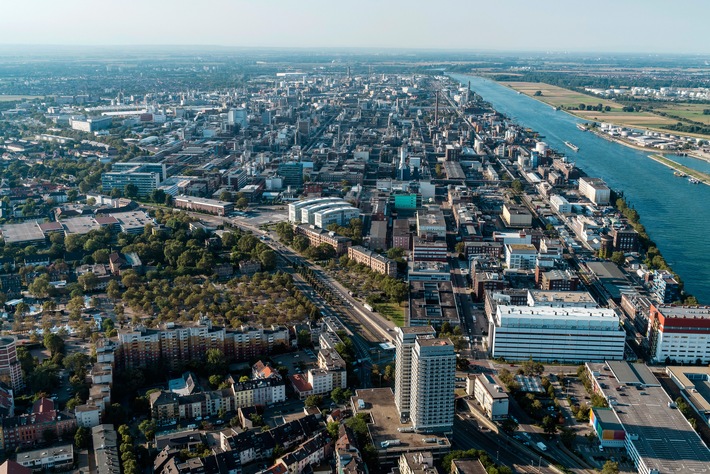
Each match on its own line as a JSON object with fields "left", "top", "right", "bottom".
{"left": 453, "top": 73, "right": 710, "bottom": 303}
{"left": 501, "top": 80, "right": 710, "bottom": 142}
{"left": 647, "top": 154, "right": 710, "bottom": 186}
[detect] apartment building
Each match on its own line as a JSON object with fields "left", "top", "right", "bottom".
{"left": 290, "top": 348, "right": 347, "bottom": 398}
{"left": 392, "top": 218, "right": 411, "bottom": 250}
{"left": 348, "top": 245, "right": 397, "bottom": 276}
{"left": 467, "top": 374, "right": 508, "bottom": 421}
{"left": 410, "top": 337, "right": 456, "bottom": 432}
{"left": 0, "top": 399, "right": 76, "bottom": 452}
{"left": 0, "top": 337, "right": 24, "bottom": 392}
{"left": 611, "top": 227, "right": 639, "bottom": 252}
{"left": 294, "top": 224, "right": 352, "bottom": 255}
{"left": 394, "top": 326, "right": 435, "bottom": 420}
{"left": 116, "top": 321, "right": 289, "bottom": 370}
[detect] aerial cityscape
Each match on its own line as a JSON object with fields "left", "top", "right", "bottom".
{"left": 0, "top": 2, "right": 709, "bottom": 474}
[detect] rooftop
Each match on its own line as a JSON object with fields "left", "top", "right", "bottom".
{"left": 666, "top": 366, "right": 710, "bottom": 416}
{"left": 16, "top": 444, "right": 73, "bottom": 463}
{"left": 350, "top": 388, "right": 450, "bottom": 451}
{"left": 0, "top": 221, "right": 45, "bottom": 244}
{"left": 589, "top": 361, "right": 710, "bottom": 473}
{"left": 653, "top": 305, "right": 710, "bottom": 319}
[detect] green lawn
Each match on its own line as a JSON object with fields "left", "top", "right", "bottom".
{"left": 373, "top": 302, "right": 405, "bottom": 327}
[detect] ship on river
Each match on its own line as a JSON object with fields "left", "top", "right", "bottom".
{"left": 564, "top": 141, "right": 579, "bottom": 152}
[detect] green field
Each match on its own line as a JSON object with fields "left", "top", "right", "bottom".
{"left": 502, "top": 81, "right": 678, "bottom": 129}
{"left": 373, "top": 302, "right": 405, "bottom": 327}
{"left": 653, "top": 103, "right": 710, "bottom": 126}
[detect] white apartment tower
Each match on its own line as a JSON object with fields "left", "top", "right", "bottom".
{"left": 410, "top": 337, "right": 456, "bottom": 432}
{"left": 394, "top": 326, "right": 435, "bottom": 420}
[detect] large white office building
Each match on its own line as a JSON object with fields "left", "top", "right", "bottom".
{"left": 288, "top": 198, "right": 360, "bottom": 228}
{"left": 489, "top": 305, "right": 625, "bottom": 362}
{"left": 578, "top": 177, "right": 611, "bottom": 205}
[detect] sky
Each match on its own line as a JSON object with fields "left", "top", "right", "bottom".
{"left": 1, "top": 0, "right": 709, "bottom": 54}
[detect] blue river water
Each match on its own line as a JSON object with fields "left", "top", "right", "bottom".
{"left": 451, "top": 74, "right": 710, "bottom": 304}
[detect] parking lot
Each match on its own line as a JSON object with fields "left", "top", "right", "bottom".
{"left": 271, "top": 349, "right": 318, "bottom": 378}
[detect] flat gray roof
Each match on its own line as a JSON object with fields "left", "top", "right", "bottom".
{"left": 607, "top": 361, "right": 659, "bottom": 387}
{"left": 0, "top": 221, "right": 45, "bottom": 244}
{"left": 592, "top": 362, "right": 710, "bottom": 473}
{"left": 18, "top": 444, "right": 73, "bottom": 462}
{"left": 350, "top": 388, "right": 450, "bottom": 451}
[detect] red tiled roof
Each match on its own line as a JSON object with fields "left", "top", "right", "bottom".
{"left": 0, "top": 460, "right": 31, "bottom": 474}
{"left": 289, "top": 374, "right": 312, "bottom": 393}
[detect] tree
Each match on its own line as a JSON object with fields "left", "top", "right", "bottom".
{"left": 331, "top": 387, "right": 352, "bottom": 404}
{"left": 305, "top": 395, "right": 323, "bottom": 408}
{"left": 92, "top": 248, "right": 110, "bottom": 263}
{"left": 533, "top": 90, "right": 542, "bottom": 96}
{"left": 63, "top": 352, "right": 90, "bottom": 375}
{"left": 138, "top": 419, "right": 157, "bottom": 441}
{"left": 107, "top": 279, "right": 121, "bottom": 300}
{"left": 501, "top": 418, "right": 518, "bottom": 434}
{"left": 219, "top": 190, "right": 233, "bottom": 202}
{"left": 511, "top": 179, "right": 524, "bottom": 193}
{"left": 258, "top": 249, "right": 276, "bottom": 270}
{"left": 611, "top": 251, "right": 625, "bottom": 265}
{"left": 383, "top": 364, "right": 395, "bottom": 383}
{"left": 121, "top": 271, "right": 140, "bottom": 289}
{"left": 239, "top": 375, "right": 250, "bottom": 383}
{"left": 150, "top": 189, "right": 167, "bottom": 204}
{"left": 236, "top": 197, "right": 249, "bottom": 209}
{"left": 124, "top": 184, "right": 139, "bottom": 199}
{"left": 209, "top": 375, "right": 223, "bottom": 388}
{"left": 542, "top": 415, "right": 558, "bottom": 436}
{"left": 28, "top": 274, "right": 51, "bottom": 298}
{"left": 206, "top": 348, "right": 227, "bottom": 375}
{"left": 521, "top": 357, "right": 545, "bottom": 376}
{"left": 43, "top": 332, "right": 64, "bottom": 356}
{"left": 455, "top": 242, "right": 466, "bottom": 255}
{"left": 601, "top": 460, "right": 620, "bottom": 474}
{"left": 559, "top": 427, "right": 575, "bottom": 448}
{"left": 440, "top": 321, "right": 452, "bottom": 335}
{"left": 297, "top": 330, "right": 311, "bottom": 348}
{"left": 292, "top": 235, "right": 309, "bottom": 252}
{"left": 78, "top": 272, "right": 98, "bottom": 291}
{"left": 327, "top": 421, "right": 340, "bottom": 440}
{"left": 456, "top": 358, "right": 470, "bottom": 371}
{"left": 75, "top": 426, "right": 90, "bottom": 449}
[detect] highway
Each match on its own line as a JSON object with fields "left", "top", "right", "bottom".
{"left": 453, "top": 415, "right": 552, "bottom": 474}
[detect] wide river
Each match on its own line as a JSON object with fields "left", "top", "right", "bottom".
{"left": 451, "top": 74, "right": 710, "bottom": 304}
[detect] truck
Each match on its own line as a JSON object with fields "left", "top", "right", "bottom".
{"left": 536, "top": 442, "right": 547, "bottom": 451}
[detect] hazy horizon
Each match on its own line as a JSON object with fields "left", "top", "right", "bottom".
{"left": 1, "top": 0, "right": 709, "bottom": 55}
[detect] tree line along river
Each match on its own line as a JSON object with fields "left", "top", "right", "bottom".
{"left": 451, "top": 74, "right": 710, "bottom": 304}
